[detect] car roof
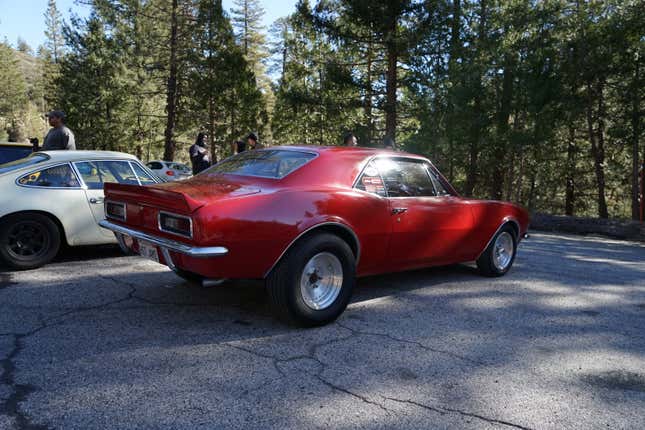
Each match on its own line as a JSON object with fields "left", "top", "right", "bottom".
{"left": 267, "top": 145, "right": 425, "bottom": 159}
{"left": 0, "top": 141, "right": 33, "bottom": 148}
{"left": 148, "top": 160, "right": 188, "bottom": 165}
{"left": 37, "top": 150, "right": 139, "bottom": 162}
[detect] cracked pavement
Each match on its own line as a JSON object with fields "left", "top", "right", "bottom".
{"left": 1, "top": 232, "right": 644, "bottom": 429}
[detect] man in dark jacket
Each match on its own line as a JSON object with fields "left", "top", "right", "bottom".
{"left": 43, "top": 111, "right": 76, "bottom": 150}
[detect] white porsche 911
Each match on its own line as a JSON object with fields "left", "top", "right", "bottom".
{"left": 0, "top": 151, "right": 161, "bottom": 269}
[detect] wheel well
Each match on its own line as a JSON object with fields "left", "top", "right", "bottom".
{"left": 308, "top": 224, "right": 360, "bottom": 261}
{"left": 504, "top": 220, "right": 520, "bottom": 241}
{"left": 265, "top": 222, "right": 360, "bottom": 278}
{"left": 0, "top": 211, "right": 68, "bottom": 246}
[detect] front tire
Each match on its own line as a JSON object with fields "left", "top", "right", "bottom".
{"left": 476, "top": 225, "right": 517, "bottom": 277}
{"left": 266, "top": 233, "right": 356, "bottom": 327}
{"left": 0, "top": 213, "right": 61, "bottom": 270}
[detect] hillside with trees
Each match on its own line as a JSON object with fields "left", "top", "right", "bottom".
{"left": 0, "top": 0, "right": 642, "bottom": 220}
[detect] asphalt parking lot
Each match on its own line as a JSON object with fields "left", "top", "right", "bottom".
{"left": 1, "top": 232, "right": 644, "bottom": 430}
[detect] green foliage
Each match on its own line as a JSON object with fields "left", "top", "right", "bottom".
{"left": 5, "top": 0, "right": 643, "bottom": 220}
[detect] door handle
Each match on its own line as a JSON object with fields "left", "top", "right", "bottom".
{"left": 89, "top": 197, "right": 104, "bottom": 204}
{"left": 391, "top": 207, "right": 408, "bottom": 215}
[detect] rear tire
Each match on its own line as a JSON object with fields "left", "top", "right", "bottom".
{"left": 266, "top": 233, "right": 355, "bottom": 327}
{"left": 0, "top": 213, "right": 61, "bottom": 270}
{"left": 476, "top": 225, "right": 517, "bottom": 277}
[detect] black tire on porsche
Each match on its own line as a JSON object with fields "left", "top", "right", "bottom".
{"left": 0, "top": 213, "right": 61, "bottom": 270}
{"left": 476, "top": 224, "right": 517, "bottom": 277}
{"left": 266, "top": 233, "right": 356, "bottom": 327}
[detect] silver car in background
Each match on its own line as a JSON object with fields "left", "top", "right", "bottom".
{"left": 146, "top": 160, "right": 192, "bottom": 181}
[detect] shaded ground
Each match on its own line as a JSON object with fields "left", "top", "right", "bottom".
{"left": 1, "top": 232, "right": 644, "bottom": 429}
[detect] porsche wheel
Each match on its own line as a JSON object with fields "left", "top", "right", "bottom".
{"left": 266, "top": 233, "right": 355, "bottom": 327}
{"left": 0, "top": 213, "right": 61, "bottom": 270}
{"left": 476, "top": 225, "right": 517, "bottom": 277}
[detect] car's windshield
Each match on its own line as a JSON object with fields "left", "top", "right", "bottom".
{"left": 203, "top": 150, "right": 316, "bottom": 179}
{"left": 0, "top": 153, "right": 49, "bottom": 175}
{"left": 0, "top": 146, "right": 34, "bottom": 165}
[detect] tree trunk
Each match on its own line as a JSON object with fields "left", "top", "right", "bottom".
{"left": 446, "top": 0, "right": 461, "bottom": 182}
{"left": 631, "top": 54, "right": 641, "bottom": 220}
{"left": 565, "top": 124, "right": 576, "bottom": 216}
{"left": 464, "top": 0, "right": 486, "bottom": 197}
{"left": 384, "top": 16, "right": 398, "bottom": 144}
{"left": 364, "top": 37, "right": 373, "bottom": 147}
{"left": 163, "top": 0, "right": 179, "bottom": 162}
{"left": 585, "top": 80, "right": 609, "bottom": 219}
{"left": 491, "top": 51, "right": 513, "bottom": 200}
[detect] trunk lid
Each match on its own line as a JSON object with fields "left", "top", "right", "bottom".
{"left": 104, "top": 175, "right": 261, "bottom": 214}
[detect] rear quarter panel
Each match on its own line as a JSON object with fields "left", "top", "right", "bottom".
{"left": 184, "top": 187, "right": 391, "bottom": 279}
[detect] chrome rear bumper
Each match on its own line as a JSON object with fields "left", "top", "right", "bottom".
{"left": 98, "top": 220, "right": 228, "bottom": 258}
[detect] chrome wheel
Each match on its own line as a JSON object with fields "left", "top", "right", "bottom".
{"left": 300, "top": 252, "right": 343, "bottom": 310}
{"left": 493, "top": 231, "right": 514, "bottom": 271}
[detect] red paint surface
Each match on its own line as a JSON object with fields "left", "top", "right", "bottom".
{"left": 104, "top": 146, "right": 530, "bottom": 279}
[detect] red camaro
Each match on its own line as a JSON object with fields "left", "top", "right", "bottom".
{"left": 100, "top": 146, "right": 529, "bottom": 326}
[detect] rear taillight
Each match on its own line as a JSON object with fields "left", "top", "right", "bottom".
{"left": 166, "top": 170, "right": 175, "bottom": 176}
{"left": 105, "top": 201, "right": 126, "bottom": 221}
{"left": 158, "top": 211, "right": 192, "bottom": 238}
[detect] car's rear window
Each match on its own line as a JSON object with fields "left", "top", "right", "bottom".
{"left": 204, "top": 150, "right": 316, "bottom": 179}
{"left": 0, "top": 153, "right": 49, "bottom": 175}
{"left": 0, "top": 147, "right": 34, "bottom": 165}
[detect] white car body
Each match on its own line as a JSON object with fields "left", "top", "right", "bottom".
{"left": 146, "top": 160, "right": 192, "bottom": 181}
{"left": 0, "top": 151, "right": 160, "bottom": 247}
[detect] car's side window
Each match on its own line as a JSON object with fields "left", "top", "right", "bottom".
{"left": 374, "top": 158, "right": 436, "bottom": 197}
{"left": 75, "top": 161, "right": 140, "bottom": 190}
{"left": 130, "top": 162, "right": 157, "bottom": 185}
{"left": 147, "top": 162, "right": 163, "bottom": 170}
{"left": 17, "top": 164, "right": 80, "bottom": 188}
{"left": 354, "top": 161, "right": 387, "bottom": 197}
{"left": 428, "top": 168, "right": 451, "bottom": 196}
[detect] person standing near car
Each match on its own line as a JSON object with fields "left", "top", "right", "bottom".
{"left": 189, "top": 132, "right": 211, "bottom": 174}
{"left": 246, "top": 132, "right": 262, "bottom": 150}
{"left": 231, "top": 140, "right": 246, "bottom": 154}
{"left": 343, "top": 132, "right": 358, "bottom": 146}
{"left": 42, "top": 111, "right": 76, "bottom": 150}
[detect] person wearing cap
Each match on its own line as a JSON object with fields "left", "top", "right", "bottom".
{"left": 43, "top": 111, "right": 76, "bottom": 151}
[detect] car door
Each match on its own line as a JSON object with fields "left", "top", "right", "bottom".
{"left": 375, "top": 157, "right": 474, "bottom": 269}
{"left": 14, "top": 163, "right": 103, "bottom": 246}
{"left": 73, "top": 160, "right": 142, "bottom": 239}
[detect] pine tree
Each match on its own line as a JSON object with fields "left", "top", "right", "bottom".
{"left": 44, "top": 0, "right": 64, "bottom": 63}
{"left": 0, "top": 43, "right": 28, "bottom": 141}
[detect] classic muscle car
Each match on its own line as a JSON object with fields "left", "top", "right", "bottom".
{"left": 100, "top": 146, "right": 530, "bottom": 326}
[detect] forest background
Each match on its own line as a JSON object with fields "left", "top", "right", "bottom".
{"left": 0, "top": 0, "right": 643, "bottom": 220}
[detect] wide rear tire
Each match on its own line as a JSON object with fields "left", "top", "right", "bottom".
{"left": 0, "top": 213, "right": 61, "bottom": 270}
{"left": 266, "top": 233, "right": 355, "bottom": 327}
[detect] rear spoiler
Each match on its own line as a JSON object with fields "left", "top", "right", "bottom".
{"left": 104, "top": 183, "right": 206, "bottom": 213}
